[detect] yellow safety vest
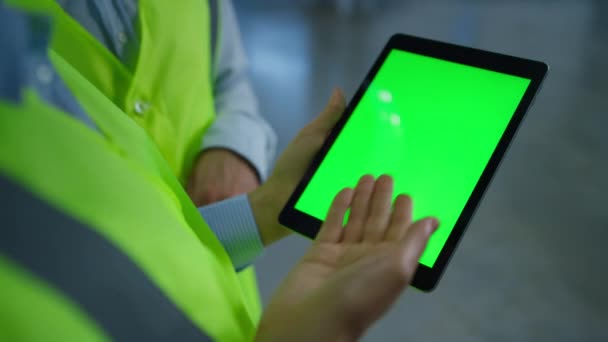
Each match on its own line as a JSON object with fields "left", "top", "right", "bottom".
{"left": 0, "top": 50, "right": 257, "bottom": 340}
{"left": 16, "top": 0, "right": 261, "bottom": 323}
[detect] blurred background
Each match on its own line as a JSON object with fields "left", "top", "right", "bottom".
{"left": 232, "top": 0, "right": 607, "bottom": 340}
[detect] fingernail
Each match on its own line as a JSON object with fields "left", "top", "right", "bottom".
{"left": 427, "top": 218, "right": 440, "bottom": 234}
{"left": 380, "top": 173, "right": 392, "bottom": 180}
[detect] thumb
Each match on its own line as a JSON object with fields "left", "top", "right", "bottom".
{"left": 310, "top": 88, "right": 346, "bottom": 131}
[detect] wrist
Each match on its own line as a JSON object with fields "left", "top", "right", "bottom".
{"left": 248, "top": 183, "right": 290, "bottom": 246}
{"left": 255, "top": 294, "right": 358, "bottom": 342}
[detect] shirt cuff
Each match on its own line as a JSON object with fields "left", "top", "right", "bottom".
{"left": 201, "top": 112, "right": 275, "bottom": 181}
{"left": 198, "top": 194, "right": 264, "bottom": 270}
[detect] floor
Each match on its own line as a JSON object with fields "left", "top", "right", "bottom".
{"left": 233, "top": 1, "right": 608, "bottom": 340}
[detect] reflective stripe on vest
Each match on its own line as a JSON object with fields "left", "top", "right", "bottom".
{"left": 0, "top": 174, "right": 211, "bottom": 342}
{"left": 8, "top": 0, "right": 262, "bottom": 321}
{"left": 0, "top": 59, "right": 257, "bottom": 341}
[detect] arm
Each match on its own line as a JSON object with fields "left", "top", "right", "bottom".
{"left": 187, "top": 0, "right": 277, "bottom": 205}
{"left": 201, "top": 89, "right": 345, "bottom": 268}
{"left": 198, "top": 194, "right": 264, "bottom": 271}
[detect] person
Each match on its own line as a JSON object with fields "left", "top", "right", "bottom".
{"left": 40, "top": 0, "right": 279, "bottom": 318}
{"left": 52, "top": 0, "right": 276, "bottom": 204}
{"left": 0, "top": 5, "right": 439, "bottom": 341}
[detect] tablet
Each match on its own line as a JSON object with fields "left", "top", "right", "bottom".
{"left": 279, "top": 33, "right": 548, "bottom": 291}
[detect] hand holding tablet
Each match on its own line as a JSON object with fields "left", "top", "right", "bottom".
{"left": 279, "top": 34, "right": 548, "bottom": 291}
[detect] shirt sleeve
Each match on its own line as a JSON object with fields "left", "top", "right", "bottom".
{"left": 203, "top": 0, "right": 277, "bottom": 181}
{"left": 198, "top": 194, "right": 264, "bottom": 271}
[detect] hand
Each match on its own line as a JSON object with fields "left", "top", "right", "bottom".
{"left": 255, "top": 175, "right": 439, "bottom": 342}
{"left": 249, "top": 89, "right": 347, "bottom": 245}
{"left": 187, "top": 148, "right": 260, "bottom": 206}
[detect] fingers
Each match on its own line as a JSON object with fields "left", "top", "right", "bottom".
{"left": 190, "top": 180, "right": 228, "bottom": 206}
{"left": 339, "top": 174, "right": 437, "bottom": 248}
{"left": 384, "top": 194, "right": 413, "bottom": 241}
{"left": 362, "top": 175, "right": 394, "bottom": 242}
{"left": 311, "top": 89, "right": 346, "bottom": 132}
{"left": 399, "top": 218, "right": 439, "bottom": 274}
{"left": 342, "top": 175, "right": 375, "bottom": 242}
{"left": 187, "top": 177, "right": 212, "bottom": 206}
{"left": 317, "top": 188, "right": 354, "bottom": 243}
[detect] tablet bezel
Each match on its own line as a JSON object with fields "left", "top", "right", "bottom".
{"left": 278, "top": 33, "right": 548, "bottom": 291}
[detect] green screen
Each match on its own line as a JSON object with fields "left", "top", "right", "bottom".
{"left": 295, "top": 49, "right": 531, "bottom": 267}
